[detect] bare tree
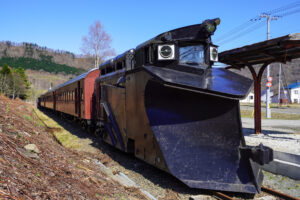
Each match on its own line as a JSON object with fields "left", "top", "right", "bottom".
{"left": 81, "top": 21, "right": 115, "bottom": 68}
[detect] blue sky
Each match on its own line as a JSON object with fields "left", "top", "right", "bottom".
{"left": 1, "top": 0, "right": 300, "bottom": 56}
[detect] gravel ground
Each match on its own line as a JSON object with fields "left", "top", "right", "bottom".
{"left": 262, "top": 171, "right": 300, "bottom": 199}
{"left": 242, "top": 118, "right": 300, "bottom": 155}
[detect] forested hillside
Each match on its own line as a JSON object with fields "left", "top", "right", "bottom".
{"left": 0, "top": 41, "right": 92, "bottom": 101}
{"left": 0, "top": 41, "right": 94, "bottom": 72}
{"left": 0, "top": 57, "right": 85, "bottom": 75}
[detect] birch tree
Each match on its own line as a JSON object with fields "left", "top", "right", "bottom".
{"left": 81, "top": 21, "right": 115, "bottom": 68}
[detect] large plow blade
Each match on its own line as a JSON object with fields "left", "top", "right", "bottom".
{"left": 144, "top": 80, "right": 264, "bottom": 193}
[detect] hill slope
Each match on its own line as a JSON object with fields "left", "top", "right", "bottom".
{"left": 0, "top": 56, "right": 85, "bottom": 75}
{"left": 0, "top": 95, "right": 146, "bottom": 199}
{"left": 0, "top": 41, "right": 94, "bottom": 71}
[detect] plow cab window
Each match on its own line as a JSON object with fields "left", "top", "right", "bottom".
{"left": 179, "top": 44, "right": 205, "bottom": 66}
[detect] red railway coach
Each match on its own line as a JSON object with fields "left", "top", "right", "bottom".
{"left": 38, "top": 68, "right": 100, "bottom": 126}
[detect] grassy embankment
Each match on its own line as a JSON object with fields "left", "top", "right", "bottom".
{"left": 34, "top": 108, "right": 82, "bottom": 149}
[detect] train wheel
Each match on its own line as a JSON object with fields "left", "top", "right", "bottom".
{"left": 87, "top": 126, "right": 95, "bottom": 135}
{"left": 94, "top": 127, "right": 105, "bottom": 138}
{"left": 81, "top": 120, "right": 87, "bottom": 130}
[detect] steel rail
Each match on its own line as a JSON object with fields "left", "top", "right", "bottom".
{"left": 213, "top": 192, "right": 235, "bottom": 200}
{"left": 262, "top": 186, "right": 300, "bottom": 200}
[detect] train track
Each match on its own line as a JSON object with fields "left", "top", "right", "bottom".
{"left": 212, "top": 186, "right": 300, "bottom": 200}
{"left": 261, "top": 186, "right": 300, "bottom": 200}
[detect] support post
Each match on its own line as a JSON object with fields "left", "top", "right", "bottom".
{"left": 278, "top": 63, "right": 282, "bottom": 107}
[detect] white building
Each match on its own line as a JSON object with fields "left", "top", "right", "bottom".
{"left": 288, "top": 81, "right": 300, "bottom": 103}
{"left": 240, "top": 92, "right": 254, "bottom": 103}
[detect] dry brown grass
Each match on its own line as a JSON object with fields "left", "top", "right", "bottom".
{"left": 240, "top": 109, "right": 300, "bottom": 120}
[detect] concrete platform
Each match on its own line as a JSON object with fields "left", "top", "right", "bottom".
{"left": 242, "top": 118, "right": 300, "bottom": 180}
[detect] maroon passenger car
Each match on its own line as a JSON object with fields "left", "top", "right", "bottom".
{"left": 38, "top": 68, "right": 100, "bottom": 126}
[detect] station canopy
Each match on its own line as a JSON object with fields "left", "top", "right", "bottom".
{"left": 218, "top": 33, "right": 300, "bottom": 134}
{"left": 219, "top": 33, "right": 300, "bottom": 68}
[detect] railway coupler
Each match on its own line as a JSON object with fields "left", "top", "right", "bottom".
{"left": 240, "top": 143, "right": 273, "bottom": 165}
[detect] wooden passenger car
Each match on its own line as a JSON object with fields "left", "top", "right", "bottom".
{"left": 39, "top": 68, "right": 99, "bottom": 125}
{"left": 39, "top": 90, "right": 55, "bottom": 110}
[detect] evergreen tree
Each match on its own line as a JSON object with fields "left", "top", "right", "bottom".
{"left": 0, "top": 64, "right": 12, "bottom": 94}
{"left": 0, "top": 64, "right": 30, "bottom": 99}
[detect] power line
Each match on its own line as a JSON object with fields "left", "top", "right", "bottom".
{"left": 263, "top": 1, "right": 300, "bottom": 15}
{"left": 214, "top": 20, "right": 256, "bottom": 42}
{"left": 279, "top": 7, "right": 300, "bottom": 17}
{"left": 218, "top": 20, "right": 265, "bottom": 45}
{"left": 215, "top": 1, "right": 300, "bottom": 45}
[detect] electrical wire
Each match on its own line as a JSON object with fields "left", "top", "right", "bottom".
{"left": 263, "top": 1, "right": 300, "bottom": 15}
{"left": 278, "top": 7, "right": 300, "bottom": 17}
{"left": 215, "top": 1, "right": 300, "bottom": 45}
{"left": 217, "top": 20, "right": 265, "bottom": 45}
{"left": 214, "top": 20, "right": 256, "bottom": 43}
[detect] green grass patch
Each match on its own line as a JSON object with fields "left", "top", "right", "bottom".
{"left": 24, "top": 114, "right": 33, "bottom": 122}
{"left": 34, "top": 108, "right": 82, "bottom": 149}
{"left": 240, "top": 110, "right": 300, "bottom": 120}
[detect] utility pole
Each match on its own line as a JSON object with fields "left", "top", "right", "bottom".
{"left": 278, "top": 63, "right": 282, "bottom": 107}
{"left": 259, "top": 13, "right": 278, "bottom": 118}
